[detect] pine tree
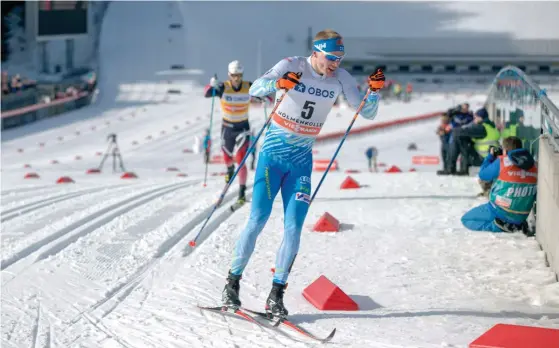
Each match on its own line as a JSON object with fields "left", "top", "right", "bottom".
{"left": 4, "top": 6, "right": 26, "bottom": 64}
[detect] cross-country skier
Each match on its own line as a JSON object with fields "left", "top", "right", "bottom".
{"left": 204, "top": 60, "right": 254, "bottom": 204}
{"left": 221, "top": 29, "right": 385, "bottom": 320}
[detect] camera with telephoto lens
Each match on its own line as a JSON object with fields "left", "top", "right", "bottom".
{"left": 489, "top": 145, "right": 503, "bottom": 157}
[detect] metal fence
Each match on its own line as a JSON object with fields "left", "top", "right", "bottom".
{"left": 486, "top": 65, "right": 559, "bottom": 158}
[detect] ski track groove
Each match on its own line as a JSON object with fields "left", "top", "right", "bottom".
{"left": 33, "top": 180, "right": 199, "bottom": 263}
{"left": 1, "top": 186, "right": 86, "bottom": 207}
{"left": 80, "top": 312, "right": 132, "bottom": 348}
{"left": 31, "top": 303, "right": 40, "bottom": 348}
{"left": 1, "top": 185, "right": 55, "bottom": 196}
{"left": 1, "top": 185, "right": 122, "bottom": 222}
{"left": 1, "top": 181, "right": 196, "bottom": 272}
{"left": 77, "top": 184, "right": 255, "bottom": 329}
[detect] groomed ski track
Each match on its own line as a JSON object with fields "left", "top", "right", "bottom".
{"left": 1, "top": 176, "right": 256, "bottom": 348}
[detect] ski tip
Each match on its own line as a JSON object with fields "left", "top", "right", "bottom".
{"left": 324, "top": 328, "right": 336, "bottom": 342}
{"left": 189, "top": 240, "right": 197, "bottom": 247}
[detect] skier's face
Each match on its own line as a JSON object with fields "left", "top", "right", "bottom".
{"left": 313, "top": 51, "right": 343, "bottom": 77}
{"left": 229, "top": 73, "right": 242, "bottom": 87}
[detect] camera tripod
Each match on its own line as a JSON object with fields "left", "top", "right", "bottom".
{"left": 98, "top": 133, "right": 126, "bottom": 173}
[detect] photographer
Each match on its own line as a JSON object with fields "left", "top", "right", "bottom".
{"left": 461, "top": 136, "right": 537, "bottom": 233}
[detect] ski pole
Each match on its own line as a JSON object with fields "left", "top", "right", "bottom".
{"left": 263, "top": 99, "right": 268, "bottom": 122}
{"left": 203, "top": 75, "right": 217, "bottom": 188}
{"left": 189, "top": 91, "right": 289, "bottom": 247}
{"left": 310, "top": 89, "right": 372, "bottom": 204}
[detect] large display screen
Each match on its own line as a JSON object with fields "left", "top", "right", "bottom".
{"left": 37, "top": 1, "right": 88, "bottom": 40}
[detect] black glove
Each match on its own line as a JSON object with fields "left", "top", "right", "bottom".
{"left": 489, "top": 145, "right": 503, "bottom": 157}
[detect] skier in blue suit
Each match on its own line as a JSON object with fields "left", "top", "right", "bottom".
{"left": 220, "top": 29, "right": 385, "bottom": 320}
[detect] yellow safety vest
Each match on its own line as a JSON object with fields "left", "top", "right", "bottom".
{"left": 472, "top": 123, "right": 500, "bottom": 157}
{"left": 501, "top": 124, "right": 517, "bottom": 139}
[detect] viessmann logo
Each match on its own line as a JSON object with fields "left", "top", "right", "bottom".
{"left": 295, "top": 192, "right": 310, "bottom": 204}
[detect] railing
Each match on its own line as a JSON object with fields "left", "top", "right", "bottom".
{"left": 486, "top": 65, "right": 559, "bottom": 156}
{"left": 486, "top": 65, "right": 559, "bottom": 279}
{"left": 1, "top": 91, "right": 92, "bottom": 130}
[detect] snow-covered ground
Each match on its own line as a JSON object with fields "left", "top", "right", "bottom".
{"left": 2, "top": 1, "right": 558, "bottom": 347}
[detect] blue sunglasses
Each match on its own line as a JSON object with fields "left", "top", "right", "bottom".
{"left": 314, "top": 45, "right": 345, "bottom": 63}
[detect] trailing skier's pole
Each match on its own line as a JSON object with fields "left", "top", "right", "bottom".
{"left": 189, "top": 91, "right": 289, "bottom": 247}
{"left": 310, "top": 89, "right": 372, "bottom": 204}
{"left": 203, "top": 75, "right": 217, "bottom": 188}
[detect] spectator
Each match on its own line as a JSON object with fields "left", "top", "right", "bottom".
{"left": 461, "top": 136, "right": 537, "bottom": 233}
{"left": 436, "top": 113, "right": 452, "bottom": 172}
{"left": 444, "top": 103, "right": 474, "bottom": 164}
{"left": 438, "top": 107, "right": 500, "bottom": 176}
{"left": 2, "top": 71, "right": 9, "bottom": 95}
{"left": 365, "top": 146, "right": 378, "bottom": 172}
{"left": 403, "top": 82, "right": 413, "bottom": 102}
{"left": 1, "top": 71, "right": 37, "bottom": 96}
{"left": 392, "top": 83, "right": 402, "bottom": 100}
{"left": 449, "top": 103, "right": 474, "bottom": 129}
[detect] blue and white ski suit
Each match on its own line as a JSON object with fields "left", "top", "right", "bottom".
{"left": 230, "top": 56, "right": 380, "bottom": 284}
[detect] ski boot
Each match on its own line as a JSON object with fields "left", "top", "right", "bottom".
{"left": 265, "top": 282, "right": 288, "bottom": 323}
{"left": 225, "top": 165, "right": 235, "bottom": 184}
{"left": 494, "top": 218, "right": 527, "bottom": 234}
{"left": 237, "top": 184, "right": 247, "bottom": 204}
{"left": 221, "top": 272, "right": 241, "bottom": 310}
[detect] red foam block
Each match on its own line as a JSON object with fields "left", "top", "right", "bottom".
{"left": 24, "top": 172, "right": 40, "bottom": 179}
{"left": 86, "top": 168, "right": 101, "bottom": 174}
{"left": 302, "top": 275, "right": 358, "bottom": 311}
{"left": 121, "top": 172, "right": 138, "bottom": 179}
{"left": 56, "top": 176, "right": 74, "bottom": 184}
{"left": 385, "top": 165, "right": 402, "bottom": 173}
{"left": 313, "top": 212, "right": 340, "bottom": 232}
{"left": 470, "top": 323, "right": 559, "bottom": 348}
{"left": 340, "top": 176, "right": 360, "bottom": 189}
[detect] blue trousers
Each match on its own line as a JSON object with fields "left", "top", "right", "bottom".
{"left": 461, "top": 203, "right": 502, "bottom": 232}
{"left": 230, "top": 153, "right": 312, "bottom": 284}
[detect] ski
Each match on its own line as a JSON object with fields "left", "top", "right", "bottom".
{"left": 230, "top": 200, "right": 246, "bottom": 212}
{"left": 197, "top": 305, "right": 264, "bottom": 327}
{"left": 241, "top": 307, "right": 336, "bottom": 343}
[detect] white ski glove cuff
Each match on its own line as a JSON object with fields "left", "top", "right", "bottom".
{"left": 210, "top": 77, "right": 219, "bottom": 88}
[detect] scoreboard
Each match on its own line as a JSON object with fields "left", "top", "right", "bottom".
{"left": 37, "top": 1, "right": 88, "bottom": 40}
